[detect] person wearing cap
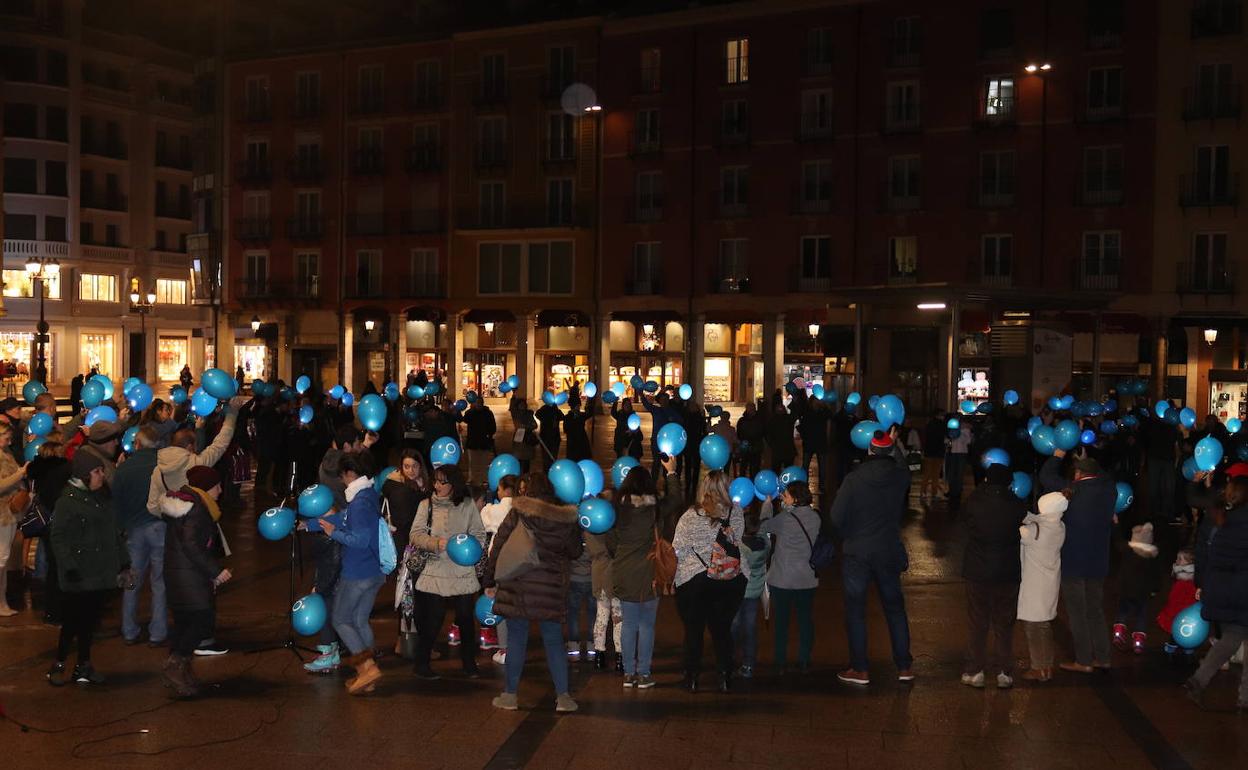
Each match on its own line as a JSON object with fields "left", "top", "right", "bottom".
{"left": 959, "top": 462, "right": 1026, "bottom": 689}
{"left": 157, "top": 464, "right": 232, "bottom": 698}
{"left": 73, "top": 420, "right": 123, "bottom": 487}
{"left": 112, "top": 425, "right": 168, "bottom": 646}
{"left": 145, "top": 403, "right": 238, "bottom": 516}
{"left": 0, "top": 397, "right": 25, "bottom": 462}
{"left": 829, "top": 429, "right": 915, "bottom": 686}
{"left": 47, "top": 451, "right": 130, "bottom": 686}
{"left": 1040, "top": 446, "right": 1117, "bottom": 673}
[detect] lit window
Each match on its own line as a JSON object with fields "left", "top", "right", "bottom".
{"left": 79, "top": 273, "right": 117, "bottom": 302}
{"left": 2, "top": 269, "right": 61, "bottom": 298}
{"left": 155, "top": 278, "right": 187, "bottom": 305}
{"left": 725, "top": 38, "right": 749, "bottom": 84}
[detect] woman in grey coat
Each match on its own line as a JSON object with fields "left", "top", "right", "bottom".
{"left": 759, "top": 480, "right": 820, "bottom": 673}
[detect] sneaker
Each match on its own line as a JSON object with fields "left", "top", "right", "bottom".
{"left": 0, "top": 606, "right": 17, "bottom": 618}
{"left": 634, "top": 674, "right": 656, "bottom": 689}
{"left": 555, "top": 693, "right": 579, "bottom": 713}
{"left": 837, "top": 668, "right": 870, "bottom": 686}
{"left": 586, "top": 649, "right": 598, "bottom": 659}
{"left": 1112, "top": 623, "right": 1128, "bottom": 651}
{"left": 1163, "top": 641, "right": 1180, "bottom": 655}
{"left": 72, "top": 662, "right": 106, "bottom": 685}
{"left": 463, "top": 663, "right": 481, "bottom": 679}
{"left": 566, "top": 643, "right": 581, "bottom": 660}
{"left": 304, "top": 643, "right": 340, "bottom": 674}
{"left": 413, "top": 666, "right": 442, "bottom": 681}
{"left": 1132, "top": 632, "right": 1147, "bottom": 655}
{"left": 480, "top": 627, "right": 498, "bottom": 651}
{"left": 622, "top": 674, "right": 637, "bottom": 688}
{"left": 897, "top": 669, "right": 916, "bottom": 683}
{"left": 738, "top": 665, "right": 754, "bottom": 679}
{"left": 123, "top": 636, "right": 142, "bottom": 646}
{"left": 491, "top": 650, "right": 507, "bottom": 665}
{"left": 961, "top": 671, "right": 986, "bottom": 688}
{"left": 996, "top": 673, "right": 1014, "bottom": 689}
{"left": 194, "top": 642, "right": 229, "bottom": 656}
{"left": 492, "top": 692, "right": 519, "bottom": 711}
{"left": 46, "top": 661, "right": 67, "bottom": 687}
{"left": 448, "top": 624, "right": 461, "bottom": 646}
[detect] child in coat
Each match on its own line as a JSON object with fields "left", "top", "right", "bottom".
{"left": 585, "top": 529, "right": 623, "bottom": 671}
{"left": 731, "top": 499, "right": 772, "bottom": 678}
{"left": 479, "top": 475, "right": 516, "bottom": 663}
{"left": 1157, "top": 549, "right": 1199, "bottom": 660}
{"left": 1113, "top": 522, "right": 1160, "bottom": 654}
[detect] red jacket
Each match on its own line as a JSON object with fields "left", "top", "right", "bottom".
{"left": 1156, "top": 579, "right": 1199, "bottom": 634}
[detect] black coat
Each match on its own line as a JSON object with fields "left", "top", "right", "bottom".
{"left": 1040, "top": 457, "right": 1117, "bottom": 579}
{"left": 482, "top": 495, "right": 582, "bottom": 622}
{"left": 1201, "top": 505, "right": 1248, "bottom": 627}
{"left": 462, "top": 406, "right": 497, "bottom": 451}
{"left": 828, "top": 455, "right": 910, "bottom": 560}
{"left": 159, "top": 489, "right": 221, "bottom": 611}
{"left": 382, "top": 476, "right": 426, "bottom": 552}
{"left": 961, "top": 483, "right": 1025, "bottom": 583}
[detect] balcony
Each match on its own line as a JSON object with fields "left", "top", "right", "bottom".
{"left": 292, "top": 98, "right": 321, "bottom": 120}
{"left": 1087, "top": 29, "right": 1123, "bottom": 50}
{"left": 350, "top": 94, "right": 387, "bottom": 116}
{"left": 475, "top": 144, "right": 509, "bottom": 171}
{"left": 154, "top": 151, "right": 192, "bottom": 171}
{"left": 794, "top": 189, "right": 833, "bottom": 214}
{"left": 1177, "top": 259, "right": 1237, "bottom": 293}
{"left": 883, "top": 188, "right": 920, "bottom": 212}
{"left": 409, "top": 273, "right": 444, "bottom": 298}
{"left": 81, "top": 243, "right": 135, "bottom": 262}
{"left": 1077, "top": 182, "right": 1125, "bottom": 207}
{"left": 795, "top": 275, "right": 831, "bottom": 292}
{"left": 1179, "top": 173, "right": 1240, "bottom": 208}
{"left": 2, "top": 239, "right": 70, "bottom": 261}
{"left": 882, "top": 105, "right": 921, "bottom": 134}
{"left": 234, "top": 278, "right": 321, "bottom": 303}
{"left": 406, "top": 144, "right": 441, "bottom": 173}
{"left": 712, "top": 276, "right": 750, "bottom": 294}
{"left": 1075, "top": 258, "right": 1121, "bottom": 291}
{"left": 801, "top": 48, "right": 833, "bottom": 77}
{"left": 81, "top": 138, "right": 127, "bottom": 160}
{"left": 347, "top": 213, "right": 387, "bottom": 237}
{"left": 351, "top": 150, "right": 385, "bottom": 176}
{"left": 1081, "top": 98, "right": 1125, "bottom": 123}
{"left": 286, "top": 216, "right": 325, "bottom": 240}
{"left": 401, "top": 209, "right": 443, "bottom": 234}
{"left": 968, "top": 259, "right": 1013, "bottom": 288}
{"left": 155, "top": 200, "right": 192, "bottom": 220}
{"left": 288, "top": 157, "right": 325, "bottom": 183}
{"left": 974, "top": 184, "right": 1016, "bottom": 209}
{"left": 1183, "top": 87, "right": 1242, "bottom": 121}
{"left": 81, "top": 191, "right": 128, "bottom": 212}
{"left": 625, "top": 278, "right": 662, "bottom": 295}
{"left": 973, "top": 95, "right": 1017, "bottom": 128}
{"left": 240, "top": 99, "right": 272, "bottom": 123}
{"left": 713, "top": 190, "right": 749, "bottom": 219}
{"left": 631, "top": 200, "right": 664, "bottom": 223}
{"left": 237, "top": 160, "right": 272, "bottom": 185}
{"left": 797, "top": 112, "right": 834, "bottom": 141}
{"left": 409, "top": 87, "right": 443, "bottom": 111}
{"left": 715, "top": 120, "right": 751, "bottom": 148}
{"left": 628, "top": 132, "right": 662, "bottom": 158}
{"left": 455, "top": 205, "right": 590, "bottom": 230}
{"left": 886, "top": 37, "right": 922, "bottom": 68}
{"left": 235, "top": 218, "right": 272, "bottom": 241}
{"left": 235, "top": 278, "right": 270, "bottom": 299}
{"left": 1191, "top": 1, "right": 1242, "bottom": 37}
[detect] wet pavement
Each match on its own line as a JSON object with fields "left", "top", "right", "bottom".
{"left": 1, "top": 407, "right": 1245, "bottom": 769}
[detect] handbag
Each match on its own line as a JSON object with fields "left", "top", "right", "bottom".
{"left": 9, "top": 485, "right": 32, "bottom": 517}
{"left": 789, "top": 509, "right": 836, "bottom": 571}
{"left": 647, "top": 525, "right": 677, "bottom": 595}
{"left": 18, "top": 491, "right": 50, "bottom": 538}
{"left": 495, "top": 517, "right": 540, "bottom": 581}
{"left": 696, "top": 516, "right": 742, "bottom": 580}
{"left": 906, "top": 451, "right": 922, "bottom": 473}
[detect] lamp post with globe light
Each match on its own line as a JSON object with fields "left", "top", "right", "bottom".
{"left": 128, "top": 280, "right": 157, "bottom": 381}
{"left": 24, "top": 256, "right": 59, "bottom": 386}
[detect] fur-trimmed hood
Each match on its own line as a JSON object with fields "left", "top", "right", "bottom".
{"left": 158, "top": 494, "right": 195, "bottom": 518}
{"left": 512, "top": 495, "right": 579, "bottom": 523}
{"left": 618, "top": 494, "right": 656, "bottom": 507}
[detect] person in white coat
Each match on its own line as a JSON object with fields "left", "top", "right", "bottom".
{"left": 1017, "top": 491, "right": 1068, "bottom": 682}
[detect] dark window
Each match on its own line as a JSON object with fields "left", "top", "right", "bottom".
{"left": 3, "top": 103, "right": 38, "bottom": 138}
{"left": 155, "top": 230, "right": 167, "bottom": 250}
{"left": 44, "top": 215, "right": 66, "bottom": 242}
{"left": 81, "top": 221, "right": 94, "bottom": 244}
{"left": 46, "top": 49, "right": 67, "bottom": 85}
{"left": 105, "top": 223, "right": 120, "bottom": 246}
{"left": 979, "top": 9, "right": 1015, "bottom": 56}
{"left": 3, "top": 157, "right": 37, "bottom": 193}
{"left": 45, "top": 105, "right": 67, "bottom": 141}
{"left": 1087, "top": 0, "right": 1124, "bottom": 46}
{"left": 4, "top": 214, "right": 37, "bottom": 239}
{"left": 0, "top": 45, "right": 38, "bottom": 81}
{"left": 45, "top": 160, "right": 66, "bottom": 196}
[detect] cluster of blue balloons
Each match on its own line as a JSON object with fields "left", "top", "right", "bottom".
{"left": 542, "top": 390, "right": 570, "bottom": 406}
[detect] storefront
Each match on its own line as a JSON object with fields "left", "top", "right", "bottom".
{"left": 1210, "top": 370, "right": 1248, "bottom": 423}
{"left": 538, "top": 314, "right": 590, "bottom": 394}
{"left": 0, "top": 330, "right": 51, "bottom": 384}
{"left": 403, "top": 317, "right": 443, "bottom": 382}
{"left": 699, "top": 322, "right": 761, "bottom": 404}
{"left": 80, "top": 331, "right": 116, "bottom": 378}
{"left": 158, "top": 335, "right": 192, "bottom": 383}
{"left": 462, "top": 317, "right": 515, "bottom": 400}
{"left": 608, "top": 319, "right": 685, "bottom": 400}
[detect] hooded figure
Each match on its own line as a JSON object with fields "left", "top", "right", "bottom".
{"left": 1018, "top": 492, "right": 1069, "bottom": 623}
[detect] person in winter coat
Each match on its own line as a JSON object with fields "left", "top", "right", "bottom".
{"left": 920, "top": 414, "right": 947, "bottom": 500}
{"left": 829, "top": 430, "right": 914, "bottom": 686}
{"left": 28, "top": 439, "right": 71, "bottom": 622}
{"left": 381, "top": 449, "right": 430, "bottom": 554}
{"left": 1040, "top": 450, "right": 1118, "bottom": 673}
{"left": 611, "top": 399, "right": 643, "bottom": 459}
{"left": 566, "top": 535, "right": 595, "bottom": 659}
{"left": 409, "top": 464, "right": 486, "bottom": 680}
{"left": 0, "top": 420, "right": 28, "bottom": 617}
{"left": 113, "top": 426, "right": 167, "bottom": 645}
{"left": 1018, "top": 491, "right": 1067, "bottom": 682}
{"left": 461, "top": 399, "right": 497, "bottom": 487}
{"left": 585, "top": 528, "right": 622, "bottom": 672}
{"left": 482, "top": 474, "right": 584, "bottom": 713}
{"left": 479, "top": 475, "right": 517, "bottom": 663}
{"left": 47, "top": 452, "right": 129, "bottom": 686}
{"left": 1185, "top": 477, "right": 1248, "bottom": 710}
{"left": 640, "top": 391, "right": 682, "bottom": 475}
{"left": 563, "top": 397, "right": 594, "bottom": 463}
{"left": 316, "top": 452, "right": 386, "bottom": 695}
{"left": 146, "top": 405, "right": 237, "bottom": 514}
{"left": 759, "top": 481, "right": 821, "bottom": 674}
{"left": 959, "top": 464, "right": 1026, "bottom": 689}
{"left": 732, "top": 501, "right": 770, "bottom": 679}
{"left": 158, "top": 465, "right": 232, "bottom": 698}
{"left": 681, "top": 401, "right": 707, "bottom": 499}
{"left": 735, "top": 402, "right": 766, "bottom": 480}
{"left": 535, "top": 400, "right": 565, "bottom": 470}
{"left": 510, "top": 401, "right": 539, "bottom": 473}
{"left": 1157, "top": 549, "right": 1199, "bottom": 658}
{"left": 765, "top": 400, "right": 798, "bottom": 473}
{"left": 796, "top": 397, "right": 831, "bottom": 508}
{"left": 1113, "top": 522, "right": 1160, "bottom": 654}
{"left": 672, "top": 470, "right": 747, "bottom": 694}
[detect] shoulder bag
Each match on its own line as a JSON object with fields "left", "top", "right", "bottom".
{"left": 789, "top": 509, "right": 836, "bottom": 571}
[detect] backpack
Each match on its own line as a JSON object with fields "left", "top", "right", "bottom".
{"left": 648, "top": 525, "right": 677, "bottom": 595}
{"left": 495, "top": 516, "right": 540, "bottom": 581}
{"left": 789, "top": 509, "right": 836, "bottom": 572}
{"left": 377, "top": 496, "right": 398, "bottom": 575}
{"left": 696, "top": 516, "right": 742, "bottom": 580}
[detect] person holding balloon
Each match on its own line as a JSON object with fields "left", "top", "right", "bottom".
{"left": 534, "top": 397, "right": 565, "bottom": 471}
{"left": 1157, "top": 549, "right": 1199, "bottom": 660}
{"left": 27, "top": 439, "right": 70, "bottom": 623}
{"left": 461, "top": 398, "right": 497, "bottom": 487}
{"left": 563, "top": 396, "right": 595, "bottom": 464}
{"left": 1017, "top": 492, "right": 1069, "bottom": 683}
{"left": 139, "top": 399, "right": 180, "bottom": 449}
{"left": 735, "top": 402, "right": 766, "bottom": 481}
{"left": 758, "top": 480, "right": 821, "bottom": 676}
{"left": 479, "top": 474, "right": 518, "bottom": 664}
{"left": 509, "top": 401, "right": 540, "bottom": 474}
{"left": 111, "top": 425, "right": 169, "bottom": 646}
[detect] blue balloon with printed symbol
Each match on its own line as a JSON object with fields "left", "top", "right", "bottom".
{"left": 1179, "top": 407, "right": 1197, "bottom": 429}
{"left": 553, "top": 391, "right": 568, "bottom": 406}
{"left": 1114, "top": 482, "right": 1134, "bottom": 513}
{"left": 1181, "top": 457, "right": 1199, "bottom": 482}
{"left": 200, "top": 368, "right": 235, "bottom": 400}
{"left": 465, "top": 390, "right": 478, "bottom": 404}
{"left": 475, "top": 594, "right": 500, "bottom": 627}
{"left": 170, "top": 385, "right": 188, "bottom": 405}
{"left": 1103, "top": 399, "right": 1118, "bottom": 414}
{"left": 1228, "top": 417, "right": 1243, "bottom": 434}
{"left": 358, "top": 393, "right": 387, "bottom": 432}
{"left": 447, "top": 534, "right": 483, "bottom": 567}
{"left": 548, "top": 459, "right": 585, "bottom": 504}
{"left": 27, "top": 412, "right": 53, "bottom": 437}
{"left": 678, "top": 383, "right": 692, "bottom": 400}
{"left": 1031, "top": 425, "right": 1057, "bottom": 456}
{"left": 1122, "top": 414, "right": 1139, "bottom": 429}
{"left": 753, "top": 469, "right": 779, "bottom": 500}
{"left": 85, "top": 405, "right": 117, "bottom": 427}
{"left": 1080, "top": 429, "right": 1097, "bottom": 446}
{"left": 126, "top": 382, "right": 154, "bottom": 412}
{"left": 1172, "top": 602, "right": 1210, "bottom": 649}
{"left": 299, "top": 404, "right": 314, "bottom": 424}
{"left": 1003, "top": 389, "right": 1019, "bottom": 406}
{"left": 1086, "top": 402, "right": 1103, "bottom": 417}
{"left": 578, "top": 497, "right": 616, "bottom": 534}
{"left": 778, "top": 465, "right": 807, "bottom": 486}
{"left": 583, "top": 382, "right": 598, "bottom": 399}
{"left": 1054, "top": 420, "right": 1080, "bottom": 451}
{"left": 611, "top": 456, "right": 639, "bottom": 488}
{"left": 699, "top": 434, "right": 730, "bottom": 470}
{"left": 489, "top": 454, "right": 521, "bottom": 491}
{"left": 875, "top": 394, "right": 905, "bottom": 429}
{"left": 431, "top": 436, "right": 461, "bottom": 467}
{"left": 81, "top": 379, "right": 105, "bottom": 409}
{"left": 190, "top": 387, "right": 218, "bottom": 417}
{"left": 297, "top": 484, "right": 333, "bottom": 518}
{"left": 24, "top": 437, "right": 46, "bottom": 462}
{"left": 850, "top": 420, "right": 882, "bottom": 451}
{"left": 295, "top": 375, "right": 311, "bottom": 394}
{"left": 291, "top": 593, "right": 327, "bottom": 637}
{"left": 258, "top": 507, "right": 296, "bottom": 542}
{"left": 384, "top": 382, "right": 400, "bottom": 402}
{"left": 1164, "top": 407, "right": 1181, "bottom": 426}
{"left": 627, "top": 413, "right": 641, "bottom": 431}
{"left": 1194, "top": 435, "right": 1223, "bottom": 472}
{"left": 656, "top": 423, "right": 687, "bottom": 456}
{"left": 1010, "top": 472, "right": 1032, "bottom": 500}
{"left": 121, "top": 426, "right": 139, "bottom": 453}
{"left": 22, "top": 379, "right": 46, "bottom": 405}
{"left": 729, "top": 476, "right": 755, "bottom": 505}
{"left": 981, "top": 448, "right": 1010, "bottom": 468}
{"left": 578, "top": 459, "right": 604, "bottom": 497}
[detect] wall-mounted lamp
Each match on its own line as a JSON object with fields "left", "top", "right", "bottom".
{"left": 1204, "top": 328, "right": 1218, "bottom": 346}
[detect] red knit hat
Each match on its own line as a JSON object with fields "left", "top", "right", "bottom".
{"left": 1227, "top": 462, "right": 1248, "bottom": 479}
{"left": 869, "top": 430, "right": 894, "bottom": 453}
{"left": 186, "top": 465, "right": 222, "bottom": 491}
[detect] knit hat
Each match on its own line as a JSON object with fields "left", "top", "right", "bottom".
{"left": 1037, "top": 491, "right": 1069, "bottom": 517}
{"left": 1226, "top": 462, "right": 1248, "bottom": 479}
{"left": 985, "top": 463, "right": 1013, "bottom": 486}
{"left": 868, "top": 430, "right": 893, "bottom": 455}
{"left": 71, "top": 450, "right": 106, "bottom": 483}
{"left": 87, "top": 420, "right": 123, "bottom": 443}
{"left": 185, "top": 465, "right": 222, "bottom": 491}
{"left": 1073, "top": 456, "right": 1102, "bottom": 475}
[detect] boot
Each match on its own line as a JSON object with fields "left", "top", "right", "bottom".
{"left": 304, "top": 642, "right": 340, "bottom": 674}
{"left": 180, "top": 654, "right": 202, "bottom": 689}
{"left": 594, "top": 650, "right": 607, "bottom": 671}
{"left": 162, "top": 654, "right": 198, "bottom": 698}
{"left": 1132, "top": 631, "right": 1147, "bottom": 655}
{"left": 343, "top": 650, "right": 372, "bottom": 689}
{"left": 347, "top": 658, "right": 383, "bottom": 695}
{"left": 1112, "top": 623, "right": 1128, "bottom": 651}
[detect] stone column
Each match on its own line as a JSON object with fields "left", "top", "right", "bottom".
{"left": 342, "top": 312, "right": 354, "bottom": 390}
{"left": 215, "top": 311, "right": 234, "bottom": 374}
{"left": 393, "top": 313, "right": 407, "bottom": 384}
{"left": 688, "top": 313, "right": 706, "bottom": 399}
{"left": 446, "top": 312, "right": 463, "bottom": 399}
{"left": 593, "top": 313, "right": 611, "bottom": 395}
{"left": 515, "top": 312, "right": 537, "bottom": 404}
{"left": 762, "top": 312, "right": 785, "bottom": 398}
{"left": 276, "top": 314, "right": 291, "bottom": 384}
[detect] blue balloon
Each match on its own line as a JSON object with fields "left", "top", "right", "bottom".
{"left": 1080, "top": 429, "right": 1097, "bottom": 446}
{"left": 981, "top": 448, "right": 1010, "bottom": 468}
{"left": 1053, "top": 420, "right": 1080, "bottom": 451}
{"left": 1047, "top": 396, "right": 1063, "bottom": 411}
{"left": 384, "top": 382, "right": 400, "bottom": 402}
{"left": 431, "top": 436, "right": 461, "bottom": 467}
{"left": 341, "top": 391, "right": 354, "bottom": 408}
{"left": 291, "top": 593, "right": 327, "bottom": 636}
{"left": 850, "top": 420, "right": 882, "bottom": 451}
{"left": 1181, "top": 457, "right": 1199, "bottom": 482}
{"left": 627, "top": 413, "right": 641, "bottom": 431}
{"left": 553, "top": 391, "right": 569, "bottom": 406}
{"left": 812, "top": 383, "right": 825, "bottom": 400}
{"left": 960, "top": 399, "right": 976, "bottom": 415}
{"left": 976, "top": 401, "right": 994, "bottom": 415}
{"left": 845, "top": 391, "right": 861, "bottom": 408}
{"left": 506, "top": 375, "right": 520, "bottom": 390}
{"left": 1003, "top": 389, "right": 1019, "bottom": 406}
{"left": 475, "top": 594, "right": 500, "bottom": 627}
{"left": 542, "top": 390, "right": 556, "bottom": 406}
{"left": 583, "top": 382, "right": 598, "bottom": 399}
{"left": 1179, "top": 407, "right": 1197, "bottom": 429}
{"left": 1240, "top": 445, "right": 1248, "bottom": 462}
{"left": 404, "top": 407, "right": 420, "bottom": 422}
{"left": 678, "top": 383, "right": 693, "bottom": 401}
{"left": 1059, "top": 395, "right": 1074, "bottom": 410}
{"left": 947, "top": 417, "right": 961, "bottom": 430}
{"left": 1010, "top": 472, "right": 1032, "bottom": 499}
{"left": 24, "top": 437, "right": 46, "bottom": 462}
{"left": 297, "top": 484, "right": 334, "bottom": 518}
{"left": 778, "top": 465, "right": 807, "bottom": 486}
{"left": 1086, "top": 402, "right": 1103, "bottom": 417}
{"left": 868, "top": 394, "right": 880, "bottom": 411}
{"left": 299, "top": 404, "right": 314, "bottom": 424}
{"left": 729, "top": 476, "right": 755, "bottom": 505}
{"left": 602, "top": 390, "right": 617, "bottom": 405}
{"left": 453, "top": 399, "right": 468, "bottom": 412}
{"left": 200, "top": 368, "right": 235, "bottom": 400}
{"left": 700, "top": 434, "right": 730, "bottom": 470}
{"left": 1172, "top": 602, "right": 1210, "bottom": 649}
{"left": 611, "top": 456, "right": 639, "bottom": 488}
{"left": 489, "top": 454, "right": 522, "bottom": 490}
{"left": 81, "top": 379, "right": 105, "bottom": 409}
{"left": 295, "top": 375, "right": 311, "bottom": 394}
{"left": 753, "top": 470, "right": 779, "bottom": 500}
{"left": 465, "top": 390, "right": 478, "bottom": 404}
{"left": 91, "top": 374, "right": 115, "bottom": 401}
{"left": 875, "top": 394, "right": 905, "bottom": 429}
{"left": 656, "top": 423, "right": 687, "bottom": 456}
{"left": 1070, "top": 402, "right": 1088, "bottom": 419}
{"left": 85, "top": 405, "right": 118, "bottom": 427}
{"left": 447, "top": 533, "right": 483, "bottom": 567}
{"left": 1164, "top": 407, "right": 1181, "bottom": 426}
{"left": 1122, "top": 414, "right": 1139, "bottom": 429}
{"left": 1114, "top": 481, "right": 1134, "bottom": 513}
{"left": 374, "top": 466, "right": 397, "bottom": 493}
{"left": 126, "top": 383, "right": 154, "bottom": 412}
{"left": 258, "top": 507, "right": 296, "bottom": 541}
{"left": 1100, "top": 420, "right": 1118, "bottom": 435}
{"left": 407, "top": 384, "right": 426, "bottom": 400}
{"left": 329, "top": 384, "right": 345, "bottom": 400}
{"left": 1194, "top": 435, "right": 1223, "bottom": 472}
{"left": 611, "top": 381, "right": 627, "bottom": 398}
{"left": 578, "top": 497, "right": 616, "bottom": 534}
{"left": 170, "top": 385, "right": 188, "bottom": 405}
{"left": 643, "top": 381, "right": 659, "bottom": 394}
{"left": 548, "top": 458, "right": 585, "bottom": 504}
{"left": 1155, "top": 400, "right": 1170, "bottom": 419}
{"left": 499, "top": 382, "right": 512, "bottom": 394}
{"left": 27, "top": 412, "right": 53, "bottom": 437}
{"left": 22, "top": 379, "right": 46, "bottom": 404}
{"left": 1103, "top": 400, "right": 1118, "bottom": 414}
{"left": 578, "top": 459, "right": 605, "bottom": 497}
{"left": 1026, "top": 416, "right": 1042, "bottom": 435}
{"left": 821, "top": 389, "right": 839, "bottom": 403}
{"left": 190, "top": 387, "right": 218, "bottom": 417}
{"left": 629, "top": 375, "right": 644, "bottom": 390}
{"left": 1228, "top": 417, "right": 1243, "bottom": 434}
{"left": 425, "top": 382, "right": 442, "bottom": 396}
{"left": 707, "top": 405, "right": 723, "bottom": 418}
{"left": 121, "top": 425, "right": 139, "bottom": 453}
{"left": 1031, "top": 425, "right": 1057, "bottom": 456}
{"left": 358, "top": 393, "right": 387, "bottom": 432}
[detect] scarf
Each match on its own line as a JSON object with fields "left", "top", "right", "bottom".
{"left": 187, "top": 486, "right": 223, "bottom": 522}
{"left": 345, "top": 475, "right": 372, "bottom": 503}
{"left": 1172, "top": 563, "right": 1195, "bottom": 580}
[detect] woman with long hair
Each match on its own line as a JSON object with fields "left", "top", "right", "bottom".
{"left": 139, "top": 399, "right": 179, "bottom": 448}
{"left": 672, "top": 469, "right": 747, "bottom": 693}
{"left": 607, "top": 465, "right": 666, "bottom": 688}
{"left": 383, "top": 449, "right": 431, "bottom": 553}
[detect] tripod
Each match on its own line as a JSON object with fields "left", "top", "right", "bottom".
{"left": 250, "top": 462, "right": 319, "bottom": 660}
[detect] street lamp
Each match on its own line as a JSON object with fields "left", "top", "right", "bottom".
{"left": 807, "top": 323, "right": 820, "bottom": 339}
{"left": 364, "top": 318, "right": 376, "bottom": 337}
{"left": 251, "top": 315, "right": 261, "bottom": 334}
{"left": 24, "top": 256, "right": 59, "bottom": 386}
{"left": 129, "top": 280, "right": 156, "bottom": 381}
{"left": 1204, "top": 328, "right": 1218, "bottom": 346}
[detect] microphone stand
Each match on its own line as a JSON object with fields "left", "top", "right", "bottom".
{"left": 249, "top": 460, "right": 318, "bottom": 660}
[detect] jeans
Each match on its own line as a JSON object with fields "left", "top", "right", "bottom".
{"left": 57, "top": 590, "right": 109, "bottom": 663}
{"left": 620, "top": 598, "right": 659, "bottom": 675}
{"left": 675, "top": 573, "right": 746, "bottom": 676}
{"left": 1116, "top": 597, "right": 1149, "bottom": 631}
{"left": 945, "top": 453, "right": 967, "bottom": 507}
{"left": 122, "top": 522, "right": 168, "bottom": 643}
{"left": 414, "top": 591, "right": 478, "bottom": 668}
{"left": 1023, "top": 620, "right": 1055, "bottom": 669}
{"left": 771, "top": 586, "right": 815, "bottom": 668}
{"left": 566, "top": 580, "right": 597, "bottom": 646}
{"left": 731, "top": 596, "right": 760, "bottom": 669}
{"left": 1060, "top": 577, "right": 1110, "bottom": 666}
{"left": 331, "top": 574, "right": 385, "bottom": 655}
{"left": 1146, "top": 460, "right": 1176, "bottom": 521}
{"left": 504, "top": 619, "right": 570, "bottom": 695}
{"left": 842, "top": 553, "right": 913, "bottom": 671}
{"left": 1190, "top": 623, "right": 1248, "bottom": 707}
{"left": 965, "top": 581, "right": 1019, "bottom": 675}
{"left": 170, "top": 607, "right": 214, "bottom": 657}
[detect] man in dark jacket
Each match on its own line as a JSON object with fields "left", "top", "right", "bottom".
{"left": 462, "top": 399, "right": 497, "bottom": 486}
{"left": 829, "top": 430, "right": 914, "bottom": 686}
{"left": 960, "top": 463, "right": 1025, "bottom": 687}
{"left": 735, "top": 402, "right": 766, "bottom": 479}
{"left": 797, "top": 397, "right": 831, "bottom": 510}
{"left": 1040, "top": 449, "right": 1117, "bottom": 672}
{"left": 766, "top": 399, "right": 798, "bottom": 473}
{"left": 535, "top": 399, "right": 565, "bottom": 471}
{"left": 113, "top": 426, "right": 167, "bottom": 646}
{"left": 640, "top": 391, "right": 681, "bottom": 475}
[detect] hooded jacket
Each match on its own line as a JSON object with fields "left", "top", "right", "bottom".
{"left": 409, "top": 493, "right": 485, "bottom": 597}
{"left": 962, "top": 482, "right": 1026, "bottom": 583}
{"left": 1039, "top": 456, "right": 1117, "bottom": 579}
{"left": 328, "top": 476, "right": 383, "bottom": 581}
{"left": 828, "top": 455, "right": 911, "bottom": 560}
{"left": 1201, "top": 505, "right": 1248, "bottom": 627}
{"left": 146, "top": 407, "right": 237, "bottom": 514}
{"left": 112, "top": 447, "right": 160, "bottom": 534}
{"left": 159, "top": 489, "right": 221, "bottom": 610}
{"left": 50, "top": 479, "right": 128, "bottom": 593}
{"left": 482, "top": 495, "right": 583, "bottom": 622}
{"left": 1017, "top": 492, "right": 1068, "bottom": 622}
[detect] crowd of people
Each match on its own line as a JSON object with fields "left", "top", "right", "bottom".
{"left": 1, "top": 370, "right": 1245, "bottom": 715}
